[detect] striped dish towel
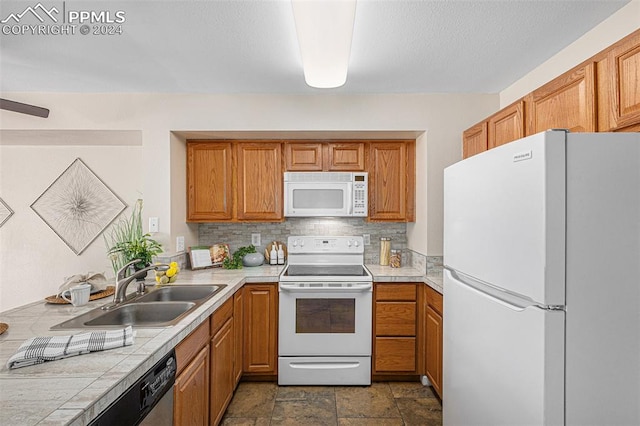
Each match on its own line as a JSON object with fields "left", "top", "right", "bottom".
{"left": 6, "top": 326, "right": 134, "bottom": 370}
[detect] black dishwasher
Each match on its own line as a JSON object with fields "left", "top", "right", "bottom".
{"left": 89, "top": 349, "right": 176, "bottom": 426}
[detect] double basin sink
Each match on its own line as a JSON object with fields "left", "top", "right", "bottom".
{"left": 51, "top": 285, "right": 226, "bottom": 330}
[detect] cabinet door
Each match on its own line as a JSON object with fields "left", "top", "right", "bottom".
{"left": 425, "top": 304, "right": 443, "bottom": 398}
{"left": 284, "top": 142, "right": 324, "bottom": 171}
{"left": 374, "top": 337, "right": 417, "bottom": 373}
{"left": 488, "top": 100, "right": 525, "bottom": 149}
{"left": 233, "top": 288, "right": 244, "bottom": 387}
{"left": 236, "top": 142, "right": 283, "bottom": 221}
{"left": 174, "top": 345, "right": 209, "bottom": 426}
{"left": 368, "top": 141, "right": 415, "bottom": 222}
{"left": 526, "top": 63, "right": 596, "bottom": 134}
{"left": 243, "top": 284, "right": 278, "bottom": 375}
{"left": 376, "top": 302, "right": 416, "bottom": 336}
{"left": 210, "top": 317, "right": 234, "bottom": 426}
{"left": 326, "top": 142, "right": 365, "bottom": 171}
{"left": 187, "top": 142, "right": 233, "bottom": 221}
{"left": 607, "top": 30, "right": 640, "bottom": 131}
{"left": 462, "top": 122, "right": 488, "bottom": 159}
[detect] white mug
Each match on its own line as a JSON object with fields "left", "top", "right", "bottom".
{"left": 61, "top": 283, "right": 92, "bottom": 306}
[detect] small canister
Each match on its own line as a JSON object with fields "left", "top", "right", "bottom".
{"left": 390, "top": 249, "right": 402, "bottom": 268}
{"left": 379, "top": 237, "right": 391, "bottom": 266}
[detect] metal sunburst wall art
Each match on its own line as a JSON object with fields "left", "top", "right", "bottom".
{"left": 0, "top": 197, "right": 14, "bottom": 228}
{"left": 30, "top": 158, "right": 127, "bottom": 255}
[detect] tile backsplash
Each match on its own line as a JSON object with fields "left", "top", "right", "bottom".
{"left": 199, "top": 218, "right": 407, "bottom": 264}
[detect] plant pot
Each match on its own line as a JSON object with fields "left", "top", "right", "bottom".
{"left": 133, "top": 263, "right": 150, "bottom": 281}
{"left": 242, "top": 252, "right": 264, "bottom": 267}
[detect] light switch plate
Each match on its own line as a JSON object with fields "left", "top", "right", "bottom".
{"left": 251, "top": 233, "right": 261, "bottom": 246}
{"left": 148, "top": 217, "right": 159, "bottom": 233}
{"left": 363, "top": 234, "right": 371, "bottom": 245}
{"left": 176, "top": 236, "right": 185, "bottom": 252}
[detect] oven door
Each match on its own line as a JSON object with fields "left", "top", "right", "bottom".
{"left": 278, "top": 282, "right": 372, "bottom": 356}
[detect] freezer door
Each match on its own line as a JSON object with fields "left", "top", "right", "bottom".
{"left": 443, "top": 270, "right": 564, "bottom": 426}
{"left": 444, "top": 130, "right": 566, "bottom": 305}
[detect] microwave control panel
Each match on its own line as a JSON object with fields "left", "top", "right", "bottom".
{"left": 352, "top": 173, "right": 368, "bottom": 216}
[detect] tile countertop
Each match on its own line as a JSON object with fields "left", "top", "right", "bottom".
{"left": 366, "top": 264, "right": 443, "bottom": 294}
{"left": 0, "top": 265, "right": 283, "bottom": 426}
{"left": 0, "top": 263, "right": 442, "bottom": 426}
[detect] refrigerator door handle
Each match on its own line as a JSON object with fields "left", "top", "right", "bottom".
{"left": 445, "top": 268, "right": 538, "bottom": 312}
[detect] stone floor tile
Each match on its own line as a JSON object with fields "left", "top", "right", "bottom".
{"left": 224, "top": 382, "right": 278, "bottom": 418}
{"left": 220, "top": 417, "right": 271, "bottom": 426}
{"left": 271, "top": 396, "right": 337, "bottom": 425}
{"left": 389, "top": 381, "right": 438, "bottom": 399}
{"left": 335, "top": 383, "right": 401, "bottom": 419}
{"left": 395, "top": 397, "right": 443, "bottom": 426}
{"left": 277, "top": 386, "right": 335, "bottom": 401}
{"left": 338, "top": 417, "right": 405, "bottom": 425}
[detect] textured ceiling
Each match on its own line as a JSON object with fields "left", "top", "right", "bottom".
{"left": 0, "top": 0, "right": 631, "bottom": 94}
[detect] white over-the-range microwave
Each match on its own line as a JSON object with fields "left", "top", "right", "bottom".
{"left": 284, "top": 172, "right": 368, "bottom": 217}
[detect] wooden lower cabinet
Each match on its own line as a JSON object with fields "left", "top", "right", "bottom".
{"left": 373, "top": 283, "right": 419, "bottom": 376}
{"left": 243, "top": 283, "right": 278, "bottom": 376}
{"left": 174, "top": 345, "right": 210, "bottom": 426}
{"left": 210, "top": 316, "right": 235, "bottom": 426}
{"left": 233, "top": 288, "right": 244, "bottom": 387}
{"left": 424, "top": 286, "right": 443, "bottom": 398}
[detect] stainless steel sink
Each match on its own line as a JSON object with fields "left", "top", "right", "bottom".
{"left": 84, "top": 302, "right": 195, "bottom": 327}
{"left": 50, "top": 284, "right": 227, "bottom": 330}
{"left": 136, "top": 285, "right": 224, "bottom": 303}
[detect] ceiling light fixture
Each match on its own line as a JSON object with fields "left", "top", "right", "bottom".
{"left": 291, "top": 0, "right": 357, "bottom": 89}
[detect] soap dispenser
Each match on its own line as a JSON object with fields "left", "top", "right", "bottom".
{"left": 277, "top": 244, "right": 285, "bottom": 265}
{"left": 270, "top": 242, "right": 278, "bottom": 265}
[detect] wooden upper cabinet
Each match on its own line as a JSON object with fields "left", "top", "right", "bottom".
{"left": 526, "top": 62, "right": 597, "bottom": 134}
{"left": 368, "top": 141, "right": 415, "bottom": 222}
{"left": 488, "top": 100, "right": 525, "bottom": 149}
{"left": 284, "top": 142, "right": 324, "bottom": 171}
{"left": 606, "top": 29, "right": 640, "bottom": 131}
{"left": 462, "top": 122, "right": 488, "bottom": 159}
{"left": 187, "top": 142, "right": 233, "bottom": 221}
{"left": 284, "top": 141, "right": 365, "bottom": 171}
{"left": 236, "top": 142, "right": 283, "bottom": 221}
{"left": 326, "top": 142, "right": 365, "bottom": 171}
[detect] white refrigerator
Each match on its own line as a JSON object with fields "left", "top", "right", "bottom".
{"left": 443, "top": 130, "right": 640, "bottom": 426}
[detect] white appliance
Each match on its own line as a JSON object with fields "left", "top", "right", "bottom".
{"left": 284, "top": 172, "right": 368, "bottom": 217}
{"left": 443, "top": 130, "right": 640, "bottom": 426}
{"left": 278, "top": 236, "right": 373, "bottom": 385}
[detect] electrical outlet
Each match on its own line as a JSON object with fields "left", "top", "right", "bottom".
{"left": 148, "top": 217, "right": 159, "bottom": 233}
{"left": 363, "top": 234, "right": 371, "bottom": 245}
{"left": 251, "top": 233, "right": 261, "bottom": 246}
{"left": 176, "top": 236, "right": 185, "bottom": 252}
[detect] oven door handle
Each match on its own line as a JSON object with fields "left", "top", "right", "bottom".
{"left": 279, "top": 283, "right": 372, "bottom": 292}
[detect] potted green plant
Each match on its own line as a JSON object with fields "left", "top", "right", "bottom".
{"left": 104, "top": 199, "right": 162, "bottom": 278}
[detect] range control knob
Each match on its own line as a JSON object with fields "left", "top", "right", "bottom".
{"left": 347, "top": 240, "right": 352, "bottom": 247}
{"left": 354, "top": 240, "right": 360, "bottom": 247}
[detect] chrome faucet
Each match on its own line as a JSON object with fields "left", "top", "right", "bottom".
{"left": 103, "top": 260, "right": 169, "bottom": 309}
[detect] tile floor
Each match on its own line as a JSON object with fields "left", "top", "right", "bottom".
{"left": 221, "top": 381, "right": 442, "bottom": 425}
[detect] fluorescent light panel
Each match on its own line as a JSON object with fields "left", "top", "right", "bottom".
{"left": 292, "top": 0, "right": 357, "bottom": 89}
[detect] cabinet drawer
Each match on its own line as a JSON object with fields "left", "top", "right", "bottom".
{"left": 175, "top": 320, "right": 210, "bottom": 374}
{"left": 376, "top": 283, "right": 417, "bottom": 301}
{"left": 374, "top": 337, "right": 417, "bottom": 372}
{"left": 375, "top": 302, "right": 416, "bottom": 336}
{"left": 426, "top": 286, "right": 443, "bottom": 316}
{"left": 212, "top": 297, "right": 233, "bottom": 335}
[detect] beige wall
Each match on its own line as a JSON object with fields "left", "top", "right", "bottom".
{"left": 0, "top": 93, "right": 497, "bottom": 311}
{"left": 500, "top": 0, "right": 640, "bottom": 107}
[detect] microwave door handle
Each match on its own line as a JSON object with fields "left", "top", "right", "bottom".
{"left": 347, "top": 184, "right": 353, "bottom": 215}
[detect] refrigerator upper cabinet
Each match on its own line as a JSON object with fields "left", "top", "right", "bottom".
{"left": 444, "top": 130, "right": 566, "bottom": 305}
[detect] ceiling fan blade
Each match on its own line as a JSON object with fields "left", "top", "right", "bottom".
{"left": 0, "top": 98, "right": 49, "bottom": 118}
